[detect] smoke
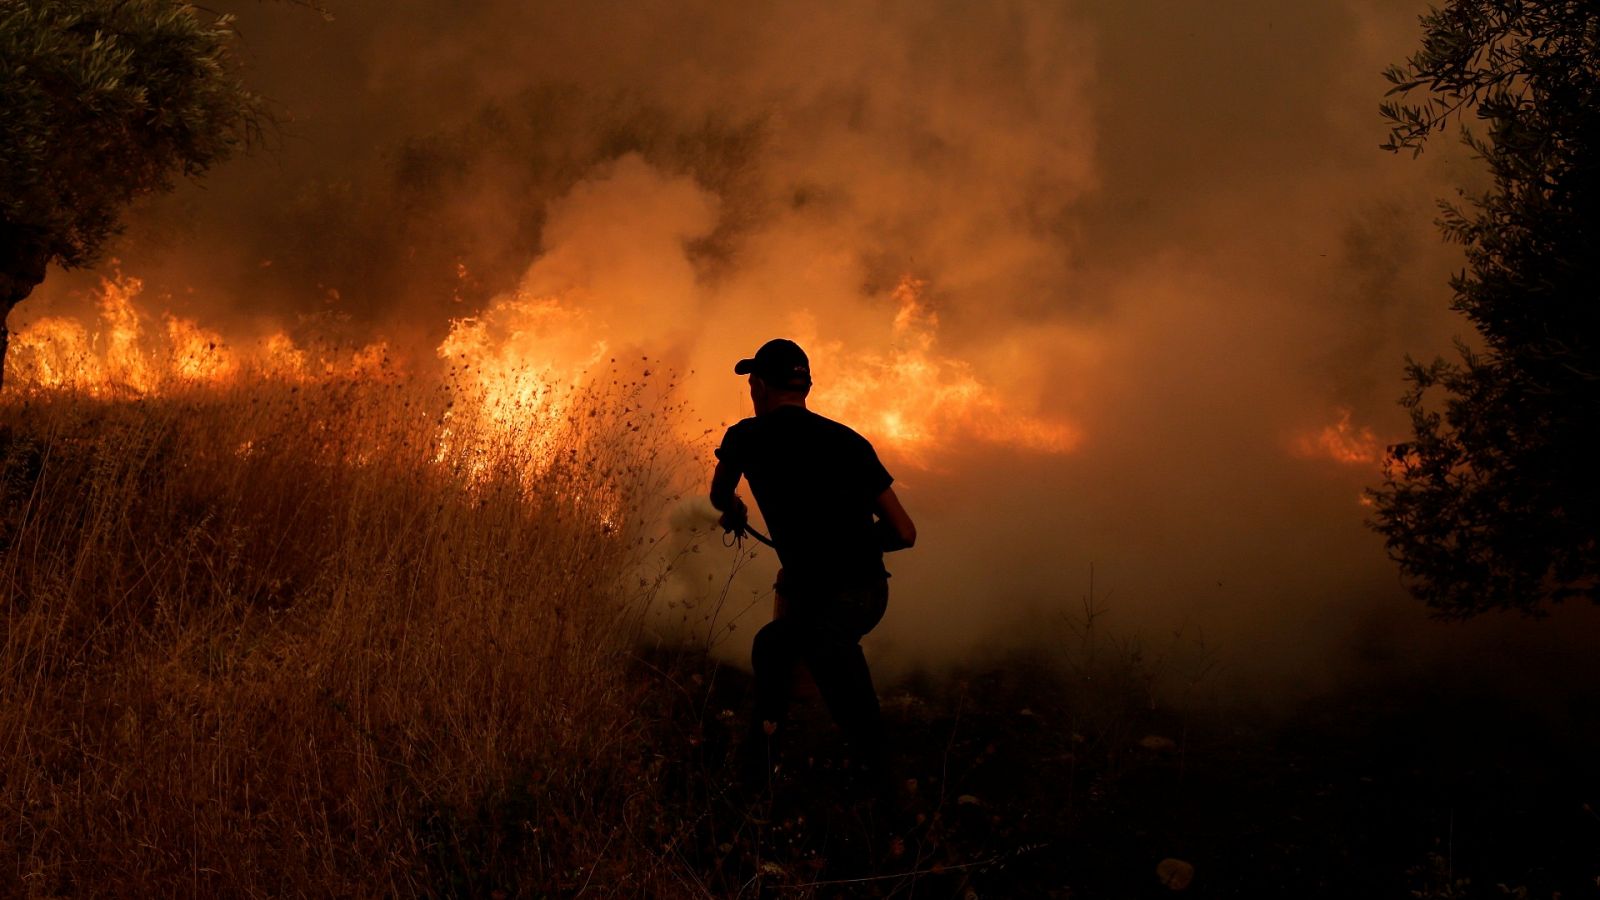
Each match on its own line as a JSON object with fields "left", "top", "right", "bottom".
{"left": 19, "top": 0, "right": 1597, "bottom": 695}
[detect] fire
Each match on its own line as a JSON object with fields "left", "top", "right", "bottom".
{"left": 255, "top": 331, "right": 309, "bottom": 379}
{"left": 431, "top": 288, "right": 608, "bottom": 475}
{"left": 6, "top": 268, "right": 1078, "bottom": 489}
{"left": 6, "top": 272, "right": 382, "bottom": 394}
{"left": 166, "top": 314, "right": 237, "bottom": 382}
{"left": 98, "top": 273, "right": 156, "bottom": 392}
{"left": 436, "top": 291, "right": 600, "bottom": 423}
{"left": 7, "top": 273, "right": 173, "bottom": 393}
{"left": 7, "top": 318, "right": 94, "bottom": 390}
{"left": 808, "top": 276, "right": 1081, "bottom": 467}
{"left": 1291, "top": 407, "right": 1386, "bottom": 467}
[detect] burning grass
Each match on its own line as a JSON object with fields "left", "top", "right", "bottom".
{"left": 3, "top": 373, "right": 1593, "bottom": 897}
{"left": 0, "top": 368, "right": 699, "bottom": 895}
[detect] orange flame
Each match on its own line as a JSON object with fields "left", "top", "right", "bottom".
{"left": 166, "top": 314, "right": 237, "bottom": 383}
{"left": 808, "top": 276, "right": 1081, "bottom": 467}
{"left": 7, "top": 273, "right": 398, "bottom": 394}
{"left": 7, "top": 270, "right": 1077, "bottom": 483}
{"left": 430, "top": 289, "right": 609, "bottom": 475}
{"left": 8, "top": 274, "right": 189, "bottom": 393}
{"left": 1291, "top": 407, "right": 1386, "bottom": 467}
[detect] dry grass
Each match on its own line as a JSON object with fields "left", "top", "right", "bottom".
{"left": 0, "top": 367, "right": 700, "bottom": 896}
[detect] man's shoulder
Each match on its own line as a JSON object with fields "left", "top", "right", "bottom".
{"left": 801, "top": 409, "right": 874, "bottom": 449}
{"left": 715, "top": 416, "right": 759, "bottom": 461}
{"left": 727, "top": 407, "right": 878, "bottom": 452}
{"left": 723, "top": 415, "right": 760, "bottom": 436}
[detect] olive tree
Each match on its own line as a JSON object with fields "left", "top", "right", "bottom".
{"left": 0, "top": 0, "right": 265, "bottom": 386}
{"left": 1371, "top": 0, "right": 1599, "bottom": 617}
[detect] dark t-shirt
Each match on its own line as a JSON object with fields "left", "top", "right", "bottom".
{"left": 715, "top": 405, "right": 894, "bottom": 588}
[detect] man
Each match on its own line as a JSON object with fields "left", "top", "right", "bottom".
{"left": 710, "top": 338, "right": 916, "bottom": 793}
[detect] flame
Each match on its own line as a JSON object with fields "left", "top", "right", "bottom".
{"left": 7, "top": 272, "right": 402, "bottom": 395}
{"left": 431, "top": 289, "right": 608, "bottom": 474}
{"left": 8, "top": 274, "right": 165, "bottom": 393}
{"left": 5, "top": 274, "right": 630, "bottom": 485}
{"left": 255, "top": 331, "right": 310, "bottom": 379}
{"left": 6, "top": 269, "right": 1075, "bottom": 490}
{"left": 808, "top": 275, "right": 1081, "bottom": 467}
{"left": 166, "top": 314, "right": 237, "bottom": 383}
{"left": 99, "top": 274, "right": 156, "bottom": 392}
{"left": 1291, "top": 407, "right": 1387, "bottom": 467}
{"left": 7, "top": 317, "right": 95, "bottom": 390}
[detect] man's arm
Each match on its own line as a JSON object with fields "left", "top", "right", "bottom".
{"left": 874, "top": 486, "right": 916, "bottom": 551}
{"left": 710, "top": 459, "right": 748, "bottom": 531}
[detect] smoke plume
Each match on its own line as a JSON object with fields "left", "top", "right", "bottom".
{"left": 18, "top": 0, "right": 1597, "bottom": 696}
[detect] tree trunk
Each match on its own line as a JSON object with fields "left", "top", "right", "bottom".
{"left": 0, "top": 225, "right": 51, "bottom": 391}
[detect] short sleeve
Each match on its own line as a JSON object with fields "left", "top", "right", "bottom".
{"left": 714, "top": 422, "right": 745, "bottom": 470}
{"left": 859, "top": 437, "right": 893, "bottom": 497}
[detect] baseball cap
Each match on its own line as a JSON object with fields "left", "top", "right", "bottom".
{"left": 734, "top": 338, "right": 812, "bottom": 389}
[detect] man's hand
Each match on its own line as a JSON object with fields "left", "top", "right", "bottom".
{"left": 710, "top": 459, "right": 749, "bottom": 535}
{"left": 718, "top": 497, "right": 749, "bottom": 534}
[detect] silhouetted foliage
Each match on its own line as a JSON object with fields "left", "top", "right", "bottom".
{"left": 0, "top": 0, "right": 265, "bottom": 384}
{"left": 1371, "top": 1, "right": 1600, "bottom": 617}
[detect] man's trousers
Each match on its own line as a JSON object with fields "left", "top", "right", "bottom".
{"left": 744, "top": 576, "right": 889, "bottom": 780}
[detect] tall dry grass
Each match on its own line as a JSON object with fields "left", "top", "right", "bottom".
{"left": 0, "top": 367, "right": 700, "bottom": 895}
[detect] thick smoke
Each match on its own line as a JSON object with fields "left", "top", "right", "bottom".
{"left": 19, "top": 0, "right": 1598, "bottom": 695}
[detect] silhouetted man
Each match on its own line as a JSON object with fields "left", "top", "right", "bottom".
{"left": 710, "top": 338, "right": 916, "bottom": 793}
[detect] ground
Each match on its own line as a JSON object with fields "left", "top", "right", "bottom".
{"left": 633, "top": 646, "right": 1600, "bottom": 898}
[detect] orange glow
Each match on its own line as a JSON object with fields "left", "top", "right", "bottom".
{"left": 7, "top": 273, "right": 392, "bottom": 394}
{"left": 809, "top": 276, "right": 1081, "bottom": 467}
{"left": 8, "top": 273, "right": 166, "bottom": 393}
{"left": 1292, "top": 407, "right": 1385, "bottom": 467}
{"left": 165, "top": 314, "right": 237, "bottom": 383}
{"left": 6, "top": 270, "right": 1075, "bottom": 485}
{"left": 7, "top": 317, "right": 95, "bottom": 390}
{"left": 431, "top": 289, "right": 604, "bottom": 477}
{"left": 99, "top": 273, "right": 156, "bottom": 392}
